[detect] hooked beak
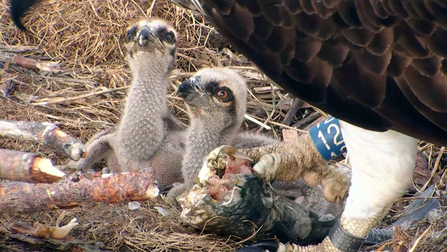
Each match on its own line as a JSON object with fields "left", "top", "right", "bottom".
{"left": 138, "top": 26, "right": 157, "bottom": 46}
{"left": 176, "top": 77, "right": 208, "bottom": 106}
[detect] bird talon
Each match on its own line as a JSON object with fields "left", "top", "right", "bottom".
{"left": 253, "top": 154, "right": 280, "bottom": 182}
{"left": 277, "top": 236, "right": 341, "bottom": 252}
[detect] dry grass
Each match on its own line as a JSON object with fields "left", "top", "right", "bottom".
{"left": 1, "top": 199, "right": 245, "bottom": 251}
{"left": 0, "top": 0, "right": 446, "bottom": 251}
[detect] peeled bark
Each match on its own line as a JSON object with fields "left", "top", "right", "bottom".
{"left": 0, "top": 149, "right": 65, "bottom": 183}
{"left": 0, "top": 120, "right": 86, "bottom": 161}
{"left": 0, "top": 170, "right": 159, "bottom": 213}
{"left": 0, "top": 51, "right": 61, "bottom": 72}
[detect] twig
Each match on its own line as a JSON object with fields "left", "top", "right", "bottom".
{"left": 253, "top": 86, "right": 280, "bottom": 94}
{"left": 249, "top": 114, "right": 308, "bottom": 134}
{"left": 0, "top": 120, "right": 86, "bottom": 161}
{"left": 420, "top": 146, "right": 445, "bottom": 192}
{"left": 145, "top": 0, "right": 157, "bottom": 17}
{"left": 234, "top": 223, "right": 264, "bottom": 245}
{"left": 38, "top": 75, "right": 98, "bottom": 85}
{"left": 0, "top": 149, "right": 65, "bottom": 183}
{"left": 244, "top": 114, "right": 271, "bottom": 130}
{"left": 281, "top": 98, "right": 303, "bottom": 126}
{"left": 293, "top": 111, "right": 322, "bottom": 129}
{"left": 31, "top": 86, "right": 130, "bottom": 106}
{"left": 408, "top": 224, "right": 432, "bottom": 252}
{"left": 257, "top": 83, "right": 276, "bottom": 134}
{"left": 0, "top": 45, "right": 39, "bottom": 52}
{"left": 440, "top": 167, "right": 447, "bottom": 188}
{"left": 0, "top": 52, "right": 61, "bottom": 72}
{"left": 0, "top": 52, "right": 37, "bottom": 70}
{"left": 0, "top": 170, "right": 159, "bottom": 213}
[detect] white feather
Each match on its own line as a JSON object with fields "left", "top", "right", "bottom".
{"left": 340, "top": 121, "right": 419, "bottom": 224}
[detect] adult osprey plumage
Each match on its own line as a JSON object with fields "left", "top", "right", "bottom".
{"left": 9, "top": 0, "right": 447, "bottom": 251}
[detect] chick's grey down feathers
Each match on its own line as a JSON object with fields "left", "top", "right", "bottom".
{"left": 166, "top": 68, "right": 283, "bottom": 198}
{"left": 72, "top": 24, "right": 278, "bottom": 192}
{"left": 172, "top": 0, "right": 447, "bottom": 146}
{"left": 71, "top": 20, "right": 185, "bottom": 190}
{"left": 179, "top": 68, "right": 250, "bottom": 189}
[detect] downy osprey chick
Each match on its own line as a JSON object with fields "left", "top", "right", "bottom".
{"left": 176, "top": 68, "right": 249, "bottom": 191}
{"left": 72, "top": 20, "right": 185, "bottom": 190}
{"left": 168, "top": 68, "right": 282, "bottom": 198}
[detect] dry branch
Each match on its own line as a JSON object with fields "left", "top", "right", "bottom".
{"left": 0, "top": 170, "right": 160, "bottom": 213}
{"left": 0, "top": 149, "right": 65, "bottom": 183}
{"left": 282, "top": 98, "right": 303, "bottom": 126}
{"left": 0, "top": 120, "right": 86, "bottom": 161}
{"left": 0, "top": 80, "right": 16, "bottom": 98}
{"left": 0, "top": 51, "right": 61, "bottom": 72}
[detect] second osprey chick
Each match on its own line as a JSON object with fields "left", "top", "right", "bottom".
{"left": 176, "top": 68, "right": 249, "bottom": 191}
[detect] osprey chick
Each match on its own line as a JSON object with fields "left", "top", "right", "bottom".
{"left": 174, "top": 68, "right": 248, "bottom": 194}
{"left": 73, "top": 20, "right": 185, "bottom": 190}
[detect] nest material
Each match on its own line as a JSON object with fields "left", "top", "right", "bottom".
{"left": 0, "top": 0, "right": 447, "bottom": 251}
{"left": 0, "top": 199, "right": 242, "bottom": 251}
{"left": 0, "top": 0, "right": 285, "bottom": 166}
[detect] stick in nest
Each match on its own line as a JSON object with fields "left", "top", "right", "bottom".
{"left": 0, "top": 169, "right": 160, "bottom": 213}
{"left": 0, "top": 120, "right": 86, "bottom": 161}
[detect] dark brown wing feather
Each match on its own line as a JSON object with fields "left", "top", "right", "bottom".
{"left": 201, "top": 0, "right": 447, "bottom": 145}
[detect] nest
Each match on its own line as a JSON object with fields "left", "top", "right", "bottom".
{"left": 0, "top": 0, "right": 446, "bottom": 251}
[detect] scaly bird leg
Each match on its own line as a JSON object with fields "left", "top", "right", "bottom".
{"left": 203, "top": 134, "right": 350, "bottom": 203}
{"left": 277, "top": 237, "right": 340, "bottom": 252}
{"left": 272, "top": 122, "right": 419, "bottom": 252}
{"left": 241, "top": 134, "right": 350, "bottom": 203}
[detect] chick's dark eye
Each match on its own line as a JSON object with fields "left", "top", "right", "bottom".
{"left": 164, "top": 31, "right": 175, "bottom": 44}
{"left": 126, "top": 26, "right": 137, "bottom": 43}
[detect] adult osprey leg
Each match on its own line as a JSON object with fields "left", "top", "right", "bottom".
{"left": 278, "top": 122, "right": 419, "bottom": 252}
{"left": 338, "top": 122, "right": 418, "bottom": 239}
